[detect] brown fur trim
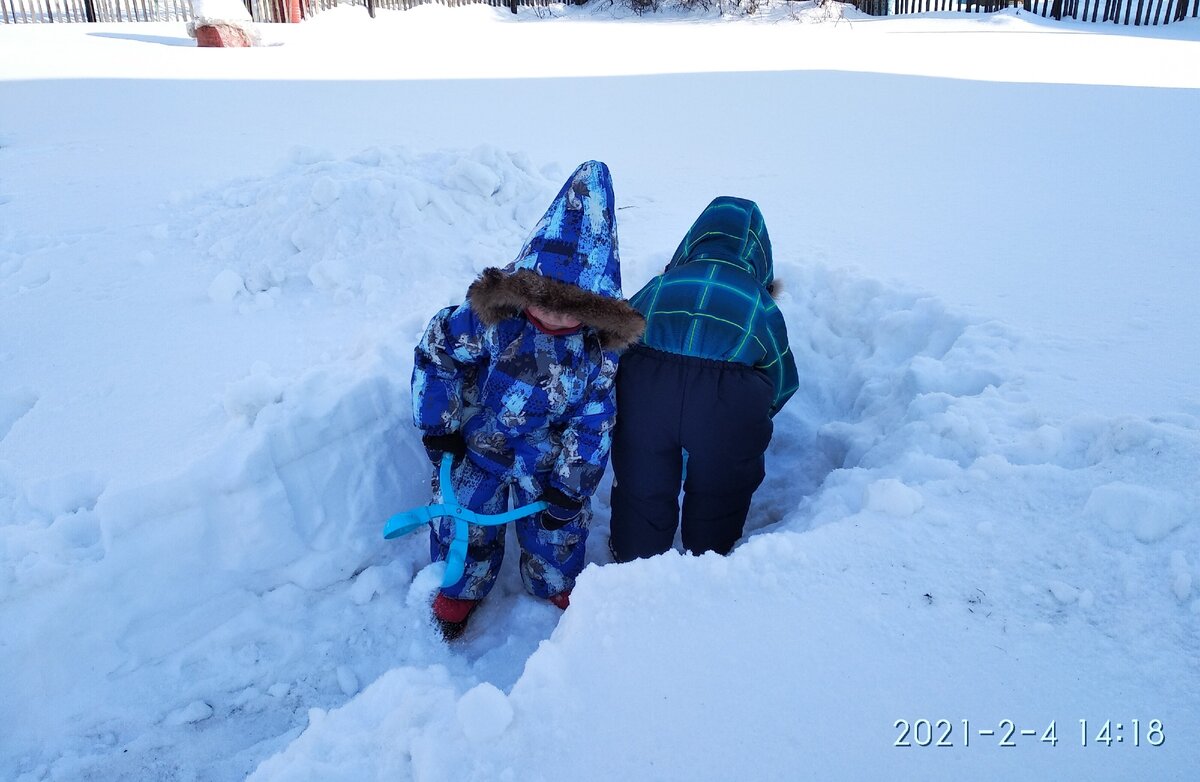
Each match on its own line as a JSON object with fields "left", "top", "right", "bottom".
{"left": 767, "top": 278, "right": 785, "bottom": 300}
{"left": 467, "top": 268, "right": 645, "bottom": 351}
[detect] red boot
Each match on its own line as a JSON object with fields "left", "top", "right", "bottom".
{"left": 548, "top": 591, "right": 571, "bottom": 610}
{"left": 432, "top": 593, "right": 480, "bottom": 641}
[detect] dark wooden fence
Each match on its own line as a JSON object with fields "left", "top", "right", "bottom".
{"left": 1022, "top": 0, "right": 1198, "bottom": 23}
{"left": 1, "top": 0, "right": 190, "bottom": 21}
{"left": 2, "top": 0, "right": 1197, "bottom": 24}
{"left": 0, "top": 0, "right": 569, "bottom": 22}
{"left": 886, "top": 0, "right": 1018, "bottom": 11}
{"left": 881, "top": 0, "right": 1198, "bottom": 22}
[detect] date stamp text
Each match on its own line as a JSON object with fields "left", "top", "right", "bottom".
{"left": 893, "top": 719, "right": 1165, "bottom": 748}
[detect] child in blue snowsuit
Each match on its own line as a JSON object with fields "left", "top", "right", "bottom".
{"left": 412, "top": 161, "right": 644, "bottom": 639}
{"left": 609, "top": 197, "right": 798, "bottom": 562}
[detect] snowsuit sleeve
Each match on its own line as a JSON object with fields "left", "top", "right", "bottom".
{"left": 757, "top": 295, "right": 799, "bottom": 418}
{"left": 412, "top": 304, "right": 490, "bottom": 436}
{"left": 550, "top": 347, "right": 619, "bottom": 502}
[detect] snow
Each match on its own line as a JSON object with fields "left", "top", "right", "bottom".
{"left": 165, "top": 700, "right": 216, "bottom": 726}
{"left": 2, "top": 4, "right": 1199, "bottom": 781}
{"left": 456, "top": 682, "right": 514, "bottom": 743}
{"left": 187, "top": 0, "right": 256, "bottom": 39}
{"left": 191, "top": 0, "right": 253, "bottom": 23}
{"left": 863, "top": 477, "right": 925, "bottom": 517}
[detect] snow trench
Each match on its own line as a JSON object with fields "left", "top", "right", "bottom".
{"left": 2, "top": 147, "right": 1197, "bottom": 781}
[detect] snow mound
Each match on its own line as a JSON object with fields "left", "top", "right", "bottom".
{"left": 184, "top": 146, "right": 556, "bottom": 309}
{"left": 0, "top": 146, "right": 561, "bottom": 781}
{"left": 246, "top": 666, "right": 465, "bottom": 782}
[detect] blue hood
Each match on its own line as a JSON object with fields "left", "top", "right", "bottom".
{"left": 509, "top": 160, "right": 624, "bottom": 299}
{"left": 468, "top": 161, "right": 644, "bottom": 350}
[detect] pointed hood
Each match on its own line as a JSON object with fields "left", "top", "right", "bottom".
{"left": 468, "top": 160, "right": 644, "bottom": 350}
{"left": 666, "top": 196, "right": 774, "bottom": 288}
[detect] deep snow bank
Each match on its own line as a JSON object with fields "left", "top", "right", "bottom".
{"left": 3, "top": 142, "right": 1198, "bottom": 780}
{"left": 0, "top": 147, "right": 570, "bottom": 781}
{"left": 247, "top": 252, "right": 1200, "bottom": 781}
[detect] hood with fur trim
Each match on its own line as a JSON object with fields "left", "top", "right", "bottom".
{"left": 467, "top": 160, "right": 644, "bottom": 350}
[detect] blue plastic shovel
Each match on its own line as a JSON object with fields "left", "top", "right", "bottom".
{"left": 383, "top": 453, "right": 548, "bottom": 588}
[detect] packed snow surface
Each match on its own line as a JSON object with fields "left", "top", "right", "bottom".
{"left": 1, "top": 5, "right": 1198, "bottom": 781}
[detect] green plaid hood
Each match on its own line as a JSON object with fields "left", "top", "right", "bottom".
{"left": 665, "top": 196, "right": 774, "bottom": 288}
{"left": 630, "top": 197, "right": 798, "bottom": 416}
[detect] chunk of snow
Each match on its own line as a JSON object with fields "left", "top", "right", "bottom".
{"left": 456, "top": 683, "right": 513, "bottom": 743}
{"left": 310, "top": 176, "right": 340, "bottom": 209}
{"left": 307, "top": 259, "right": 351, "bottom": 294}
{"left": 165, "top": 700, "right": 213, "bottom": 726}
{"left": 406, "top": 562, "right": 446, "bottom": 611}
{"left": 863, "top": 479, "right": 924, "bottom": 517}
{"left": 446, "top": 157, "right": 501, "bottom": 198}
{"left": 191, "top": 0, "right": 251, "bottom": 23}
{"left": 223, "top": 362, "right": 285, "bottom": 423}
{"left": 349, "top": 566, "right": 385, "bottom": 606}
{"left": 208, "top": 269, "right": 246, "bottom": 304}
{"left": 1047, "top": 580, "right": 1078, "bottom": 604}
{"left": 1082, "top": 482, "right": 1187, "bottom": 543}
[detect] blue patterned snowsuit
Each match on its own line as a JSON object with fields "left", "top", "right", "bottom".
{"left": 412, "top": 161, "right": 643, "bottom": 601}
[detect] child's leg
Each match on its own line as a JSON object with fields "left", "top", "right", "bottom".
{"left": 608, "top": 349, "right": 686, "bottom": 562}
{"left": 515, "top": 500, "right": 591, "bottom": 599}
{"left": 679, "top": 451, "right": 764, "bottom": 555}
{"left": 429, "top": 458, "right": 510, "bottom": 601}
{"left": 679, "top": 366, "right": 774, "bottom": 556}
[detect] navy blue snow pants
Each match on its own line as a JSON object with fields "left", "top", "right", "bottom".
{"left": 609, "top": 345, "right": 774, "bottom": 562}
